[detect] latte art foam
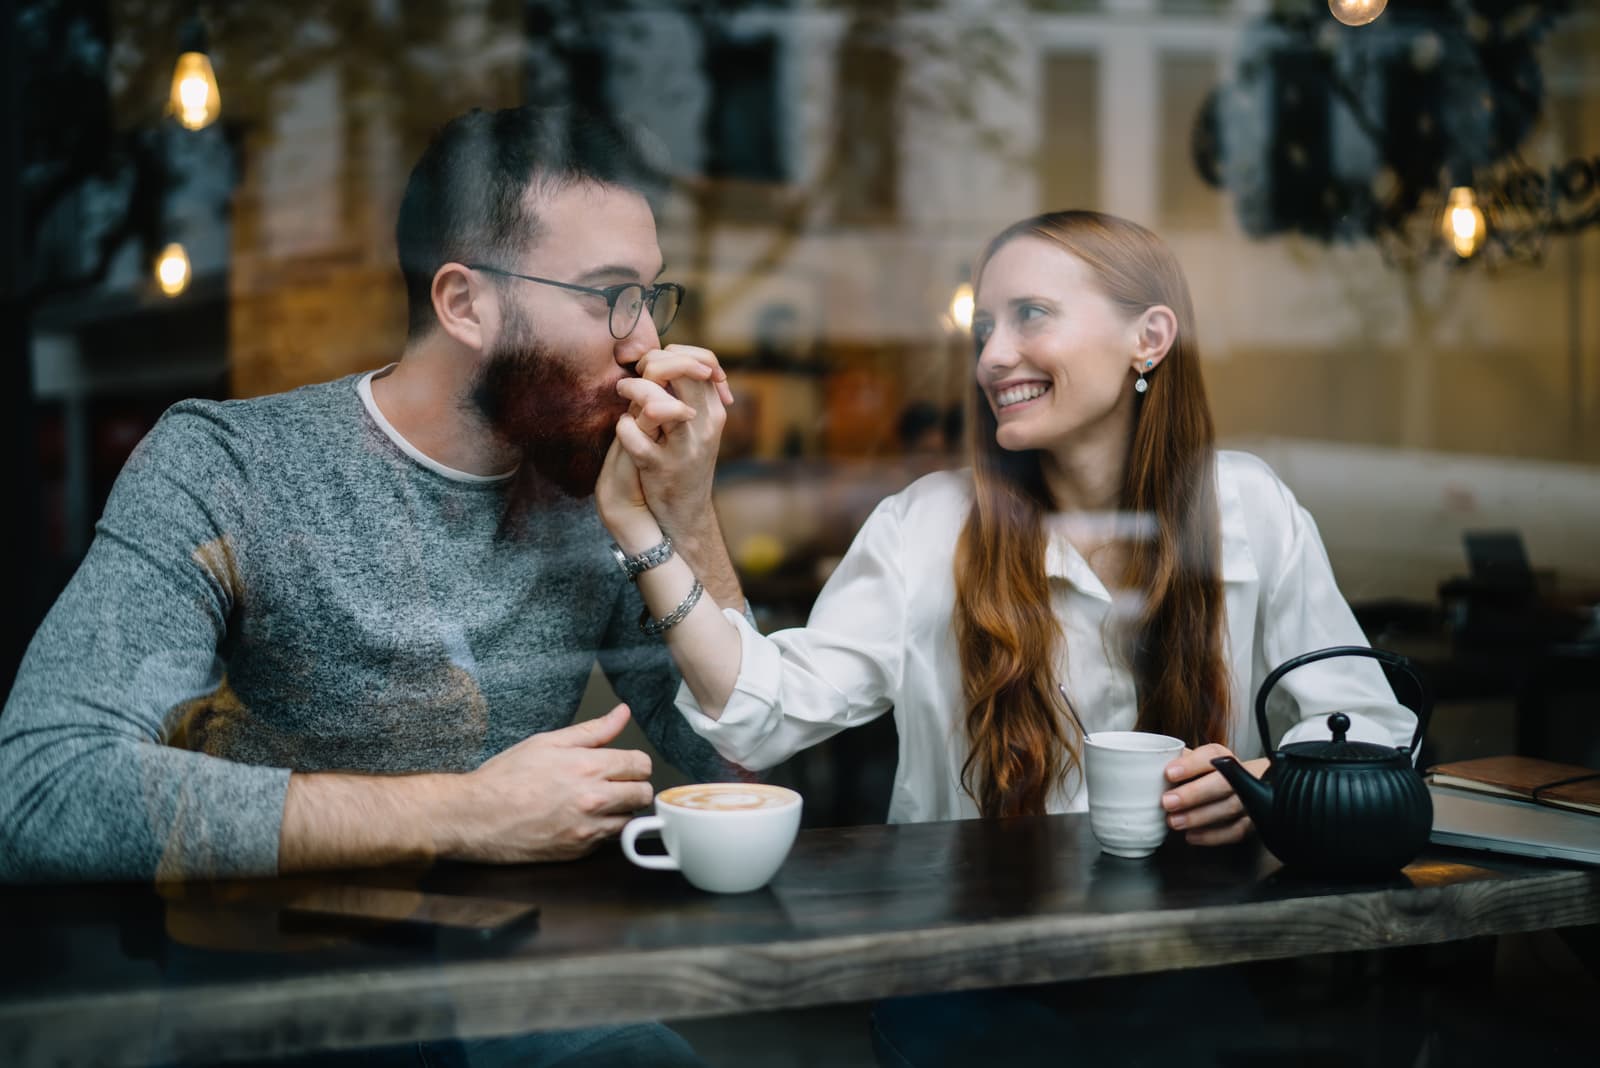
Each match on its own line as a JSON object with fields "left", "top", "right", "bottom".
{"left": 658, "top": 784, "right": 796, "bottom": 812}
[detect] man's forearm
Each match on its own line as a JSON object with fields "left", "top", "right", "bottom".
{"left": 671, "top": 509, "right": 745, "bottom": 612}
{"left": 279, "top": 770, "right": 461, "bottom": 874}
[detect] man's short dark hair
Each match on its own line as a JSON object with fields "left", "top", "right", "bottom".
{"left": 396, "top": 106, "right": 662, "bottom": 340}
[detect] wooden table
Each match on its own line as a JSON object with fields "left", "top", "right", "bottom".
{"left": 2, "top": 814, "right": 1596, "bottom": 1067}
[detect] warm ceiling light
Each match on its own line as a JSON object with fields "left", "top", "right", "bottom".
{"left": 1328, "top": 0, "right": 1389, "bottom": 27}
{"left": 156, "top": 242, "right": 191, "bottom": 296}
{"left": 170, "top": 51, "right": 220, "bottom": 130}
{"left": 1442, "top": 186, "right": 1486, "bottom": 259}
{"left": 169, "top": 18, "right": 220, "bottom": 130}
{"left": 949, "top": 282, "right": 974, "bottom": 331}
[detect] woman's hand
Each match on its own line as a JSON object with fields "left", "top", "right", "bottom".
{"left": 1160, "top": 744, "right": 1271, "bottom": 846}
{"left": 616, "top": 351, "right": 727, "bottom": 543}
{"left": 596, "top": 422, "right": 662, "bottom": 554}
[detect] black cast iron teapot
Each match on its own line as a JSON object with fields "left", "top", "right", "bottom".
{"left": 1211, "top": 645, "right": 1433, "bottom": 877}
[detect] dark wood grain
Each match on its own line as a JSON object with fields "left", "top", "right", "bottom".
{"left": 1, "top": 814, "right": 1595, "bottom": 1067}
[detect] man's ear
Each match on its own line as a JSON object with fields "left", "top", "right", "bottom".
{"left": 1131, "top": 305, "right": 1178, "bottom": 372}
{"left": 431, "top": 263, "right": 490, "bottom": 351}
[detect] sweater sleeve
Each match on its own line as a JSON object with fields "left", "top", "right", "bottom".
{"left": 0, "top": 403, "right": 291, "bottom": 883}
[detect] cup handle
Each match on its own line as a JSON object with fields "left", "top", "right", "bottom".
{"left": 620, "top": 816, "right": 678, "bottom": 871}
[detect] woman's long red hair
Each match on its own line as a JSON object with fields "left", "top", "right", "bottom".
{"left": 954, "top": 211, "right": 1230, "bottom": 819}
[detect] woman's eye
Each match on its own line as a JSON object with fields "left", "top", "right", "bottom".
{"left": 971, "top": 322, "right": 993, "bottom": 349}
{"left": 1018, "top": 304, "right": 1047, "bottom": 323}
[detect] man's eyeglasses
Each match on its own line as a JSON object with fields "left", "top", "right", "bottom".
{"left": 468, "top": 264, "right": 684, "bottom": 340}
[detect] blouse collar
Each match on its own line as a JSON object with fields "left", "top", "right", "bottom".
{"left": 1042, "top": 466, "right": 1258, "bottom": 599}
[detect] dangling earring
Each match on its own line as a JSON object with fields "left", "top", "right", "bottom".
{"left": 1134, "top": 358, "right": 1154, "bottom": 394}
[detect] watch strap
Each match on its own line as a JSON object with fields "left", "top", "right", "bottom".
{"left": 611, "top": 534, "right": 673, "bottom": 581}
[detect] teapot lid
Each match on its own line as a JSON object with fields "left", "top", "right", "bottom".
{"left": 1278, "top": 713, "right": 1406, "bottom": 763}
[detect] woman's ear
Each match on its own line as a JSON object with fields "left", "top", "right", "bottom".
{"left": 1131, "top": 305, "right": 1178, "bottom": 373}
{"left": 431, "top": 263, "right": 490, "bottom": 351}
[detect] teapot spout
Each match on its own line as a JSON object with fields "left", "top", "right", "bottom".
{"left": 1211, "top": 756, "right": 1274, "bottom": 827}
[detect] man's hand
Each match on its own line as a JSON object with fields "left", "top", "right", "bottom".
{"left": 617, "top": 345, "right": 728, "bottom": 539}
{"left": 634, "top": 343, "right": 735, "bottom": 417}
{"left": 613, "top": 345, "right": 747, "bottom": 611}
{"left": 442, "top": 704, "right": 654, "bottom": 863}
{"left": 1160, "top": 744, "right": 1271, "bottom": 846}
{"left": 596, "top": 427, "right": 661, "bottom": 554}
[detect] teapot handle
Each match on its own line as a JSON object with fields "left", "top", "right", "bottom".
{"left": 1253, "top": 645, "right": 1432, "bottom": 760}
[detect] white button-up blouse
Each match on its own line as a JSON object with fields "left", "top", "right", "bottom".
{"left": 678, "top": 450, "right": 1418, "bottom": 823}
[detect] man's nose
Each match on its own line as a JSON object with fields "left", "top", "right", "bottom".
{"left": 615, "top": 311, "right": 661, "bottom": 366}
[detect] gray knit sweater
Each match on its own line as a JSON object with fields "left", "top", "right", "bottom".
{"left": 0, "top": 372, "right": 733, "bottom": 882}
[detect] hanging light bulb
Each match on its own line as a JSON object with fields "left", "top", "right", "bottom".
{"left": 949, "top": 282, "right": 974, "bottom": 331}
{"left": 1328, "top": 0, "right": 1389, "bottom": 27}
{"left": 1441, "top": 186, "right": 1487, "bottom": 259}
{"left": 170, "top": 53, "right": 220, "bottom": 129}
{"left": 156, "top": 243, "right": 192, "bottom": 296}
{"left": 169, "top": 18, "right": 220, "bottom": 130}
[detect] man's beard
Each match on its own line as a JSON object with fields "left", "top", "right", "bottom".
{"left": 467, "top": 306, "right": 628, "bottom": 535}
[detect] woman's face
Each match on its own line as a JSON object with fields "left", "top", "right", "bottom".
{"left": 972, "top": 236, "right": 1143, "bottom": 455}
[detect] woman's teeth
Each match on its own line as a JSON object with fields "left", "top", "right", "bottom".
{"left": 996, "top": 382, "right": 1051, "bottom": 408}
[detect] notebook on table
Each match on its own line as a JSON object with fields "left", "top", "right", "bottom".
{"left": 1429, "top": 786, "right": 1600, "bottom": 866}
{"left": 1428, "top": 756, "right": 1600, "bottom": 816}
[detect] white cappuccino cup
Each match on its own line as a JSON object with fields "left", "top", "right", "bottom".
{"left": 1083, "top": 731, "right": 1186, "bottom": 859}
{"left": 621, "top": 783, "right": 802, "bottom": 893}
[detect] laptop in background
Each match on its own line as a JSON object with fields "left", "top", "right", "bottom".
{"left": 1430, "top": 784, "right": 1600, "bottom": 866}
{"left": 1461, "top": 530, "right": 1536, "bottom": 594}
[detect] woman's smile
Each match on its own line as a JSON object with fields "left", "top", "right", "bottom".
{"left": 993, "top": 380, "right": 1053, "bottom": 413}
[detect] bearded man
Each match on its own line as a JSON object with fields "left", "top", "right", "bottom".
{"left": 0, "top": 105, "right": 748, "bottom": 889}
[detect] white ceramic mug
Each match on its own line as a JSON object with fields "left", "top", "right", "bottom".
{"left": 621, "top": 783, "right": 802, "bottom": 893}
{"left": 1083, "top": 731, "right": 1186, "bottom": 859}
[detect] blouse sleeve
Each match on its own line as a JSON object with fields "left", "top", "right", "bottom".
{"left": 675, "top": 495, "right": 907, "bottom": 770}
{"left": 1255, "top": 482, "right": 1420, "bottom": 757}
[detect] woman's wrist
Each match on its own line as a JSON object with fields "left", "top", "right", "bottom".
{"left": 609, "top": 513, "right": 665, "bottom": 558}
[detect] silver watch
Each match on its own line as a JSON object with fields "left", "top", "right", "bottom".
{"left": 610, "top": 534, "right": 674, "bottom": 581}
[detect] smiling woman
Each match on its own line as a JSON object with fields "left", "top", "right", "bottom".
{"left": 970, "top": 218, "right": 1184, "bottom": 463}
{"left": 958, "top": 211, "right": 1228, "bottom": 820}
{"left": 595, "top": 207, "right": 1416, "bottom": 843}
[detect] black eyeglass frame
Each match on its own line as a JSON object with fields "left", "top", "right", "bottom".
{"left": 467, "top": 263, "right": 684, "bottom": 340}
